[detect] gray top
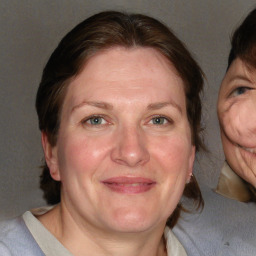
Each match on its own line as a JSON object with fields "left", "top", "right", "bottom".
{"left": 173, "top": 183, "right": 256, "bottom": 256}
{"left": 0, "top": 215, "right": 44, "bottom": 256}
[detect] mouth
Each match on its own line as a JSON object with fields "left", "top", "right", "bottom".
{"left": 101, "top": 177, "right": 156, "bottom": 194}
{"left": 239, "top": 145, "right": 256, "bottom": 154}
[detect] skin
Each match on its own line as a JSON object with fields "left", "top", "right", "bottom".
{"left": 40, "top": 47, "right": 195, "bottom": 256}
{"left": 218, "top": 58, "right": 256, "bottom": 187}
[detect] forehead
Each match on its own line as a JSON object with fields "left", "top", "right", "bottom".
{"left": 80, "top": 46, "right": 180, "bottom": 81}
{"left": 64, "top": 47, "right": 185, "bottom": 104}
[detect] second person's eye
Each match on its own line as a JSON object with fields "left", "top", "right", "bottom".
{"left": 230, "top": 86, "right": 251, "bottom": 97}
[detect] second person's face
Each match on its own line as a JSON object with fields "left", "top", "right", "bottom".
{"left": 45, "top": 47, "right": 195, "bottom": 235}
{"left": 218, "top": 58, "right": 256, "bottom": 186}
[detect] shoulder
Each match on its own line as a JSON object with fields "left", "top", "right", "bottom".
{"left": 0, "top": 242, "right": 12, "bottom": 256}
{"left": 173, "top": 185, "right": 256, "bottom": 256}
{"left": 0, "top": 215, "right": 44, "bottom": 256}
{"left": 0, "top": 216, "right": 25, "bottom": 242}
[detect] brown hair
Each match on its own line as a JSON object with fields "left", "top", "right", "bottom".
{"left": 227, "top": 7, "right": 256, "bottom": 69}
{"left": 36, "top": 11, "right": 204, "bottom": 227}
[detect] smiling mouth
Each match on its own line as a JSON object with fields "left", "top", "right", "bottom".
{"left": 240, "top": 145, "right": 256, "bottom": 154}
{"left": 101, "top": 177, "right": 156, "bottom": 194}
{"left": 108, "top": 183, "right": 150, "bottom": 186}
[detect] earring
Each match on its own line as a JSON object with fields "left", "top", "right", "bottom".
{"left": 186, "top": 173, "right": 193, "bottom": 184}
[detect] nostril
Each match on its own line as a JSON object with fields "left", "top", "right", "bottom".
{"left": 110, "top": 132, "right": 150, "bottom": 167}
{"left": 111, "top": 147, "right": 150, "bottom": 167}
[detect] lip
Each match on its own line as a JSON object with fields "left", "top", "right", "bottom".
{"left": 101, "top": 176, "right": 156, "bottom": 194}
{"left": 239, "top": 145, "right": 256, "bottom": 154}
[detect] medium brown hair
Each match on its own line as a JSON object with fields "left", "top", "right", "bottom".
{"left": 36, "top": 11, "right": 204, "bottom": 227}
{"left": 227, "top": 7, "right": 256, "bottom": 69}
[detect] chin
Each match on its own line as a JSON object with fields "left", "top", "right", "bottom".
{"left": 105, "top": 208, "right": 160, "bottom": 233}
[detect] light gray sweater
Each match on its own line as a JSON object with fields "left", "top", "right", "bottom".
{"left": 0, "top": 216, "right": 44, "bottom": 256}
{"left": 173, "top": 183, "right": 256, "bottom": 256}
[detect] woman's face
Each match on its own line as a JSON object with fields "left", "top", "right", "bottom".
{"left": 218, "top": 58, "right": 256, "bottom": 186}
{"left": 45, "top": 47, "right": 195, "bottom": 234}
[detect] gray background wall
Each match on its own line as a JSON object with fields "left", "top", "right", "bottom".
{"left": 0, "top": 0, "right": 255, "bottom": 220}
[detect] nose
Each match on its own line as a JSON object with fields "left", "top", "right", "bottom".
{"left": 111, "top": 125, "right": 150, "bottom": 167}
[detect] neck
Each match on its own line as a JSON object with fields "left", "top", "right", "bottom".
{"left": 38, "top": 204, "right": 167, "bottom": 256}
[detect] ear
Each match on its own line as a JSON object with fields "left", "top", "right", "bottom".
{"left": 186, "top": 145, "right": 195, "bottom": 183}
{"left": 41, "top": 132, "right": 61, "bottom": 181}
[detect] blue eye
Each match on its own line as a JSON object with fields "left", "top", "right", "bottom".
{"left": 89, "top": 117, "right": 103, "bottom": 125}
{"left": 231, "top": 87, "right": 251, "bottom": 96}
{"left": 151, "top": 117, "right": 168, "bottom": 125}
{"left": 84, "top": 116, "right": 107, "bottom": 125}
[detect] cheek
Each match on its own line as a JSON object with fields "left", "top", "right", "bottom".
{"left": 221, "top": 133, "right": 243, "bottom": 176}
{"left": 57, "top": 134, "right": 111, "bottom": 179}
{"left": 221, "top": 101, "right": 256, "bottom": 146}
{"left": 152, "top": 134, "right": 192, "bottom": 175}
{"left": 221, "top": 132, "right": 235, "bottom": 160}
{"left": 153, "top": 136, "right": 192, "bottom": 214}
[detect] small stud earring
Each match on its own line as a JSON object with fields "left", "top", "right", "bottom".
{"left": 186, "top": 173, "right": 193, "bottom": 184}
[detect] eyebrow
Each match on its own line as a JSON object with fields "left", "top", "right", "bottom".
{"left": 147, "top": 101, "right": 182, "bottom": 113}
{"left": 72, "top": 101, "right": 113, "bottom": 112}
{"left": 72, "top": 100, "right": 182, "bottom": 113}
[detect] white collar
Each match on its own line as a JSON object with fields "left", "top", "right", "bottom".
{"left": 215, "top": 161, "right": 251, "bottom": 202}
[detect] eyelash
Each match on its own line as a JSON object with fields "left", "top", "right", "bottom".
{"left": 148, "top": 115, "right": 173, "bottom": 126}
{"left": 81, "top": 115, "right": 108, "bottom": 126}
{"left": 80, "top": 114, "right": 173, "bottom": 128}
{"left": 230, "top": 86, "right": 252, "bottom": 97}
